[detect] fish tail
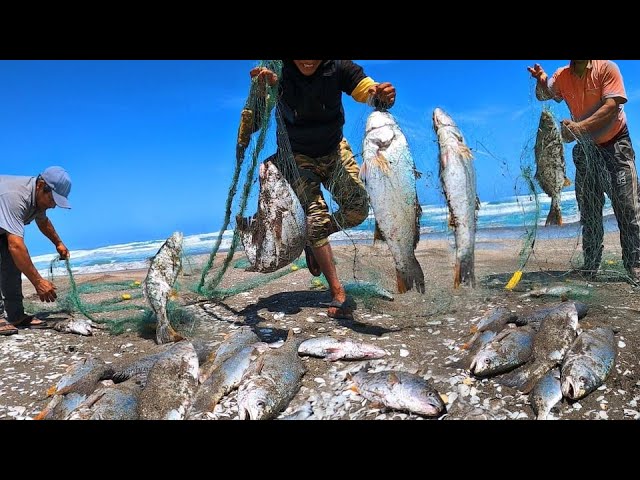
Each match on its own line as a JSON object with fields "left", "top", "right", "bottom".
{"left": 396, "top": 258, "right": 425, "bottom": 294}
{"left": 156, "top": 316, "right": 185, "bottom": 345}
{"left": 454, "top": 256, "right": 475, "bottom": 289}
{"left": 545, "top": 199, "right": 563, "bottom": 226}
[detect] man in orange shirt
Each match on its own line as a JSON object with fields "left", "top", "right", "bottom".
{"left": 528, "top": 60, "right": 640, "bottom": 284}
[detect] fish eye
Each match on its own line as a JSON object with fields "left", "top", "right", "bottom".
{"left": 579, "top": 376, "right": 586, "bottom": 383}
{"left": 484, "top": 358, "right": 491, "bottom": 365}
{"left": 256, "top": 401, "right": 265, "bottom": 408}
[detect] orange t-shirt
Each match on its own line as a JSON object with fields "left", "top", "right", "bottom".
{"left": 548, "top": 60, "right": 627, "bottom": 145}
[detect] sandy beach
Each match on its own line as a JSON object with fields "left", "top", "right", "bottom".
{"left": 1, "top": 230, "right": 639, "bottom": 420}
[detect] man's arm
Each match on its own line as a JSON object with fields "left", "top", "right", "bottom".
{"left": 528, "top": 63, "right": 561, "bottom": 102}
{"left": 6, "top": 233, "right": 57, "bottom": 301}
{"left": 35, "top": 216, "right": 69, "bottom": 259}
{"left": 561, "top": 98, "right": 619, "bottom": 141}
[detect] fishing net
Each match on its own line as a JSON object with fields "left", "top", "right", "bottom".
{"left": 34, "top": 60, "right": 639, "bottom": 335}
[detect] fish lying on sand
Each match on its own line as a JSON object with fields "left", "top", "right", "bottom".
{"left": 236, "top": 160, "right": 307, "bottom": 273}
{"left": 530, "top": 368, "right": 562, "bottom": 420}
{"left": 138, "top": 340, "right": 199, "bottom": 420}
{"left": 237, "top": 331, "right": 306, "bottom": 420}
{"left": 515, "top": 301, "right": 589, "bottom": 331}
{"left": 198, "top": 326, "right": 261, "bottom": 384}
{"left": 298, "top": 336, "right": 388, "bottom": 361}
{"left": 498, "top": 302, "right": 579, "bottom": 393}
{"left": 361, "top": 110, "right": 425, "bottom": 294}
{"left": 561, "top": 326, "right": 617, "bottom": 400}
{"left": 433, "top": 107, "right": 479, "bottom": 288}
{"left": 470, "top": 326, "right": 535, "bottom": 377}
{"left": 534, "top": 109, "right": 571, "bottom": 226}
{"left": 351, "top": 369, "right": 446, "bottom": 417}
{"left": 36, "top": 357, "right": 114, "bottom": 420}
{"left": 142, "top": 231, "right": 185, "bottom": 345}
{"left": 53, "top": 318, "right": 97, "bottom": 336}
{"left": 66, "top": 376, "right": 145, "bottom": 420}
{"left": 189, "top": 343, "right": 266, "bottom": 415}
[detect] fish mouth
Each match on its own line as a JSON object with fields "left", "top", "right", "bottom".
{"left": 561, "top": 377, "right": 583, "bottom": 400}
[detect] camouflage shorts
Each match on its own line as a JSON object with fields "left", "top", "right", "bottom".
{"left": 268, "top": 139, "right": 369, "bottom": 248}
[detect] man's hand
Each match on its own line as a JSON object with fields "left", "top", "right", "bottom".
{"left": 561, "top": 119, "right": 581, "bottom": 143}
{"left": 56, "top": 242, "right": 69, "bottom": 260}
{"left": 369, "top": 82, "right": 396, "bottom": 109}
{"left": 34, "top": 278, "right": 57, "bottom": 302}
{"left": 250, "top": 67, "right": 278, "bottom": 96}
{"left": 527, "top": 63, "right": 548, "bottom": 83}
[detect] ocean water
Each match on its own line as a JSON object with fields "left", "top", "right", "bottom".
{"left": 33, "top": 190, "right": 615, "bottom": 276}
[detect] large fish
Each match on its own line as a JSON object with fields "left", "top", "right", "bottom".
{"left": 361, "top": 110, "right": 425, "bottom": 294}
{"left": 298, "top": 336, "right": 388, "bottom": 361}
{"left": 351, "top": 370, "right": 446, "bottom": 417}
{"left": 237, "top": 331, "right": 306, "bottom": 420}
{"left": 142, "top": 231, "right": 185, "bottom": 345}
{"left": 236, "top": 160, "right": 307, "bottom": 273}
{"left": 433, "top": 108, "right": 479, "bottom": 288}
{"left": 530, "top": 368, "right": 562, "bottom": 420}
{"left": 498, "top": 302, "right": 579, "bottom": 393}
{"left": 560, "top": 326, "right": 616, "bottom": 400}
{"left": 469, "top": 326, "right": 535, "bottom": 377}
{"left": 138, "top": 340, "right": 199, "bottom": 420}
{"left": 534, "top": 109, "right": 571, "bottom": 226}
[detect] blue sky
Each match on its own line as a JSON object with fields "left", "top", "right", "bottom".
{"left": 3, "top": 59, "right": 640, "bottom": 257}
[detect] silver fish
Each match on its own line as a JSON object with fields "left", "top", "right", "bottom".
{"left": 236, "top": 160, "right": 307, "bottom": 273}
{"left": 534, "top": 109, "right": 571, "bottom": 226}
{"left": 142, "top": 231, "right": 185, "bottom": 345}
{"left": 189, "top": 343, "right": 264, "bottom": 415}
{"left": 138, "top": 340, "right": 199, "bottom": 420}
{"left": 433, "top": 107, "right": 479, "bottom": 288}
{"left": 53, "top": 318, "right": 96, "bottom": 336}
{"left": 530, "top": 368, "right": 562, "bottom": 420}
{"left": 361, "top": 110, "right": 424, "bottom": 294}
{"left": 515, "top": 301, "right": 589, "bottom": 330}
{"left": 237, "top": 331, "right": 306, "bottom": 420}
{"left": 561, "top": 326, "right": 617, "bottom": 400}
{"left": 470, "top": 326, "right": 535, "bottom": 377}
{"left": 36, "top": 357, "right": 114, "bottom": 420}
{"left": 500, "top": 302, "right": 579, "bottom": 393}
{"left": 298, "top": 336, "right": 388, "bottom": 361}
{"left": 352, "top": 370, "right": 445, "bottom": 417}
{"left": 524, "top": 285, "right": 591, "bottom": 299}
{"left": 66, "top": 375, "right": 144, "bottom": 420}
{"left": 198, "top": 326, "right": 261, "bottom": 384}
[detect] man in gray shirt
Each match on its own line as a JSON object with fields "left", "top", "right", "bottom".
{"left": 0, "top": 166, "right": 72, "bottom": 335}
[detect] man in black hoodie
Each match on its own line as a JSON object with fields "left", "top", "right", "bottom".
{"left": 250, "top": 60, "right": 396, "bottom": 320}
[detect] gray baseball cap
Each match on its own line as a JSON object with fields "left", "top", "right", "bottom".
{"left": 41, "top": 166, "right": 72, "bottom": 209}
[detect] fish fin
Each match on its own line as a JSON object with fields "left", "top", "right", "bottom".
{"left": 254, "top": 355, "right": 266, "bottom": 375}
{"left": 469, "top": 325, "right": 479, "bottom": 334}
{"left": 359, "top": 162, "right": 369, "bottom": 187}
{"left": 156, "top": 321, "right": 185, "bottom": 345}
{"left": 545, "top": 200, "right": 563, "bottom": 226}
{"left": 563, "top": 176, "right": 572, "bottom": 187}
{"left": 413, "top": 167, "right": 422, "bottom": 179}
{"left": 372, "top": 153, "right": 391, "bottom": 175}
{"left": 460, "top": 144, "right": 474, "bottom": 160}
{"left": 374, "top": 222, "right": 385, "bottom": 243}
{"left": 396, "top": 260, "right": 425, "bottom": 294}
{"left": 453, "top": 257, "right": 475, "bottom": 289}
{"left": 348, "top": 384, "right": 359, "bottom": 393}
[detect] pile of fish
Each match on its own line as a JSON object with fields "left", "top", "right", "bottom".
{"left": 432, "top": 108, "right": 479, "bottom": 289}
{"left": 447, "top": 301, "right": 617, "bottom": 419}
{"left": 34, "top": 328, "right": 447, "bottom": 420}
